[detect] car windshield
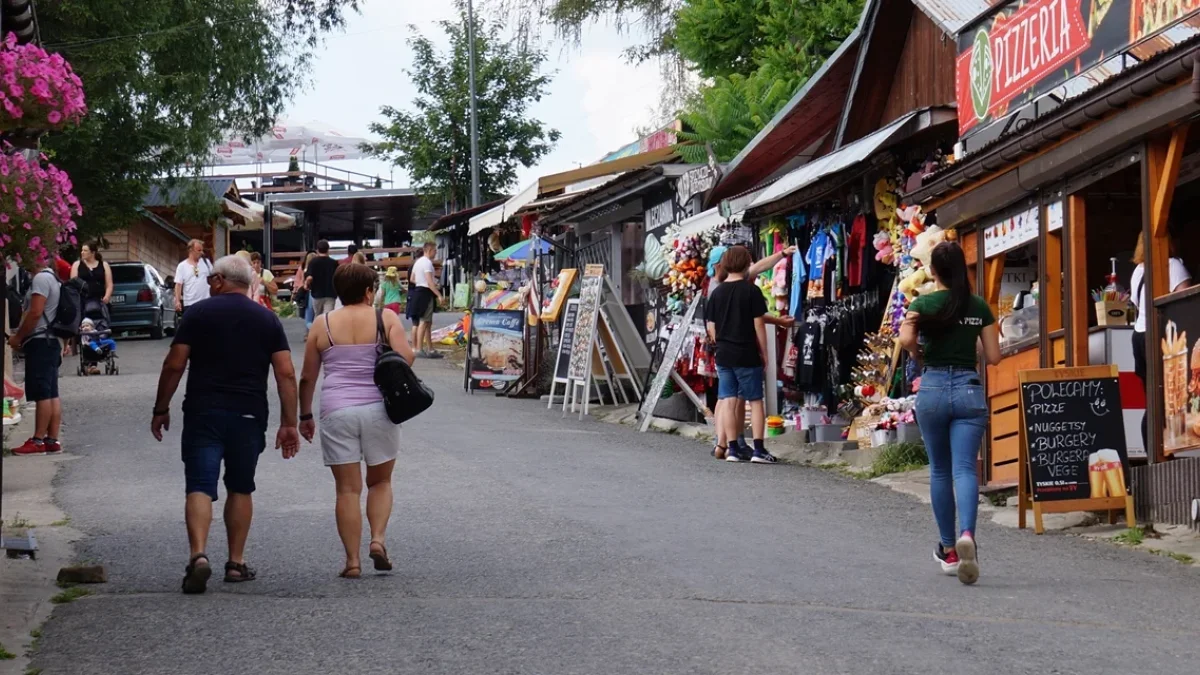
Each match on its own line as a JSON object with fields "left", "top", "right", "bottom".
{"left": 111, "top": 266, "right": 146, "bottom": 284}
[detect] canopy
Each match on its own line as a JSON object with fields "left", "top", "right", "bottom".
{"left": 209, "top": 119, "right": 369, "bottom": 166}
{"left": 493, "top": 238, "right": 551, "bottom": 261}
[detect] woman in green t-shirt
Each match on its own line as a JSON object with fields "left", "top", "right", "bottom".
{"left": 899, "top": 241, "right": 1001, "bottom": 586}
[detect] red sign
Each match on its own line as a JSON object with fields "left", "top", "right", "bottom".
{"left": 956, "top": 0, "right": 1090, "bottom": 135}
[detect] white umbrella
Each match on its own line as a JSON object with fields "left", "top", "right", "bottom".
{"left": 208, "top": 118, "right": 369, "bottom": 166}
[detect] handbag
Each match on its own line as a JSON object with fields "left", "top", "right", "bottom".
{"left": 373, "top": 309, "right": 434, "bottom": 424}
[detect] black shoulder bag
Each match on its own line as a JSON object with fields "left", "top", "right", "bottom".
{"left": 374, "top": 309, "right": 434, "bottom": 424}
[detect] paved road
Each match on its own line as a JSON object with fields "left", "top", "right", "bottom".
{"left": 30, "top": 321, "right": 1200, "bottom": 674}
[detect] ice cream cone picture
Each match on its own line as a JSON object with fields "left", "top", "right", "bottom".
{"left": 1088, "top": 449, "right": 1127, "bottom": 498}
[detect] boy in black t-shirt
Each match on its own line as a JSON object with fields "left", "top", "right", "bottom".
{"left": 706, "top": 245, "right": 778, "bottom": 464}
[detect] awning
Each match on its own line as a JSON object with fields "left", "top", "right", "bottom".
{"left": 468, "top": 181, "right": 539, "bottom": 235}
{"left": 748, "top": 108, "right": 955, "bottom": 214}
{"left": 675, "top": 207, "right": 741, "bottom": 239}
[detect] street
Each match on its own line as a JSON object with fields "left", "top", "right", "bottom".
{"left": 26, "top": 319, "right": 1200, "bottom": 675}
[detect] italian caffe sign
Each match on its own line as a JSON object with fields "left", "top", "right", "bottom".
{"left": 956, "top": 0, "right": 1200, "bottom": 136}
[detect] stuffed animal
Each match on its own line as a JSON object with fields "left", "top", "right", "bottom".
{"left": 771, "top": 257, "right": 789, "bottom": 311}
{"left": 873, "top": 231, "right": 894, "bottom": 264}
{"left": 910, "top": 225, "right": 946, "bottom": 268}
{"left": 897, "top": 205, "right": 926, "bottom": 238}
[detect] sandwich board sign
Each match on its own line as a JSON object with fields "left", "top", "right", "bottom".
{"left": 1017, "top": 365, "right": 1134, "bottom": 534}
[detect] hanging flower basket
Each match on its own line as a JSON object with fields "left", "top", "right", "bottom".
{"left": 0, "top": 33, "right": 87, "bottom": 134}
{"left": 0, "top": 149, "right": 82, "bottom": 268}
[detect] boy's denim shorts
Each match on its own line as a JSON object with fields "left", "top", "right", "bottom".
{"left": 716, "top": 366, "right": 764, "bottom": 402}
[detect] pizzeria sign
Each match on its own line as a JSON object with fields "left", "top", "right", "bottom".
{"left": 957, "top": 0, "right": 1200, "bottom": 137}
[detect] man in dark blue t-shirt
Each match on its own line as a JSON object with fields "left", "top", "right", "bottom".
{"left": 151, "top": 255, "right": 300, "bottom": 594}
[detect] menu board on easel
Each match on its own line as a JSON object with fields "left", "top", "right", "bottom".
{"left": 1017, "top": 365, "right": 1135, "bottom": 534}
{"left": 563, "top": 265, "right": 606, "bottom": 417}
{"left": 638, "top": 295, "right": 702, "bottom": 432}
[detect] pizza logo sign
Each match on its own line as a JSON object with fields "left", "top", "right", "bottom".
{"left": 969, "top": 29, "right": 994, "bottom": 122}
{"left": 956, "top": 0, "right": 1090, "bottom": 135}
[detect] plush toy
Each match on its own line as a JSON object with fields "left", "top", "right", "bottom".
{"left": 873, "top": 231, "right": 894, "bottom": 264}
{"left": 897, "top": 205, "right": 926, "bottom": 238}
{"left": 898, "top": 269, "right": 926, "bottom": 298}
{"left": 910, "top": 225, "right": 946, "bottom": 268}
{"left": 771, "top": 257, "right": 789, "bottom": 311}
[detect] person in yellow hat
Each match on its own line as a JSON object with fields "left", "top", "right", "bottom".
{"left": 375, "top": 265, "right": 404, "bottom": 315}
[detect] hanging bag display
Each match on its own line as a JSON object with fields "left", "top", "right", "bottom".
{"left": 374, "top": 309, "right": 435, "bottom": 424}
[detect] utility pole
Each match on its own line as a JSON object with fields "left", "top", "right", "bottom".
{"left": 466, "top": 0, "right": 481, "bottom": 208}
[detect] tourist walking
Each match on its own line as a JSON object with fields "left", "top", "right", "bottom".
{"left": 150, "top": 255, "right": 300, "bottom": 594}
{"left": 1130, "top": 232, "right": 1190, "bottom": 450}
{"left": 250, "top": 252, "right": 278, "bottom": 309}
{"left": 298, "top": 263, "right": 415, "bottom": 579}
{"left": 376, "top": 266, "right": 404, "bottom": 315}
{"left": 305, "top": 239, "right": 339, "bottom": 317}
{"left": 409, "top": 241, "right": 442, "bottom": 358}
{"left": 8, "top": 260, "right": 65, "bottom": 456}
{"left": 705, "top": 246, "right": 777, "bottom": 465}
{"left": 899, "top": 241, "right": 1001, "bottom": 585}
{"left": 173, "top": 239, "right": 212, "bottom": 320}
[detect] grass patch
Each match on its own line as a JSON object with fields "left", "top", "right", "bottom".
{"left": 0, "top": 643, "right": 15, "bottom": 660}
{"left": 1112, "top": 527, "right": 1145, "bottom": 546}
{"left": 48, "top": 517, "right": 70, "bottom": 527}
{"left": 50, "top": 587, "right": 91, "bottom": 604}
{"left": 864, "top": 442, "right": 928, "bottom": 479}
{"left": 26, "top": 669, "right": 42, "bottom": 675}
{"left": 4, "top": 513, "right": 32, "bottom": 529}
{"left": 1147, "top": 549, "right": 1196, "bottom": 565}
{"left": 28, "top": 629, "right": 40, "bottom": 640}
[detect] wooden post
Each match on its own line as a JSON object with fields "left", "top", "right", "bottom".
{"left": 1066, "top": 194, "right": 1088, "bottom": 366}
{"left": 984, "top": 256, "right": 1005, "bottom": 318}
{"left": 1143, "top": 126, "right": 1189, "bottom": 463}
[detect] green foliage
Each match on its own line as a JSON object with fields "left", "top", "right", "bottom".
{"left": 0, "top": 643, "right": 14, "bottom": 660}
{"left": 364, "top": 11, "right": 560, "bottom": 211}
{"left": 866, "top": 441, "right": 929, "bottom": 478}
{"left": 50, "top": 587, "right": 92, "bottom": 604}
{"left": 174, "top": 179, "right": 225, "bottom": 228}
{"left": 1112, "top": 527, "right": 1145, "bottom": 546}
{"left": 273, "top": 299, "right": 297, "bottom": 318}
{"left": 676, "top": 70, "right": 795, "bottom": 162}
{"left": 673, "top": 0, "right": 863, "bottom": 159}
{"left": 36, "top": 0, "right": 358, "bottom": 241}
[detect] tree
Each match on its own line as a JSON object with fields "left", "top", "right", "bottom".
{"left": 673, "top": 0, "right": 862, "bottom": 160}
{"left": 34, "top": 0, "right": 359, "bottom": 240}
{"left": 364, "top": 11, "right": 561, "bottom": 211}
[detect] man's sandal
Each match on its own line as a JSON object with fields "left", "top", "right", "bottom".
{"left": 223, "top": 561, "right": 257, "bottom": 583}
{"left": 712, "top": 445, "right": 727, "bottom": 460}
{"left": 182, "top": 553, "right": 212, "bottom": 594}
{"left": 339, "top": 565, "right": 361, "bottom": 579}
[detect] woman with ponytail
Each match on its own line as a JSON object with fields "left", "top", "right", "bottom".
{"left": 899, "top": 241, "right": 1001, "bottom": 585}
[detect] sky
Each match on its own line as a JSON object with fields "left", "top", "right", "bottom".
{"left": 222, "top": 1, "right": 668, "bottom": 192}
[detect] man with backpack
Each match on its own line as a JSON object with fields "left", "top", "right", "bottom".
{"left": 8, "top": 259, "right": 81, "bottom": 455}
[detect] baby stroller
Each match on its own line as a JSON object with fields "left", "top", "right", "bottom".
{"left": 78, "top": 303, "right": 118, "bottom": 376}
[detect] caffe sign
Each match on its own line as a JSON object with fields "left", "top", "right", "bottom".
{"left": 956, "top": 0, "right": 1200, "bottom": 137}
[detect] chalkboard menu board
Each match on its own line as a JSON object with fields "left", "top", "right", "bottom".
{"left": 1020, "top": 370, "right": 1131, "bottom": 503}
{"left": 638, "top": 294, "right": 702, "bottom": 431}
{"left": 554, "top": 300, "right": 580, "bottom": 382}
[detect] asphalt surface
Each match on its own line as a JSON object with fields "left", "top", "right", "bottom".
{"left": 28, "top": 319, "right": 1200, "bottom": 674}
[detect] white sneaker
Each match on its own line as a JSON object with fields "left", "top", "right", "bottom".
{"left": 955, "top": 531, "right": 979, "bottom": 585}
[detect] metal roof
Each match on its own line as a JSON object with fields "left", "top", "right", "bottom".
{"left": 144, "top": 177, "right": 236, "bottom": 208}
{"left": 537, "top": 164, "right": 704, "bottom": 228}
{"left": 909, "top": 0, "right": 991, "bottom": 36}
{"left": 426, "top": 199, "right": 507, "bottom": 232}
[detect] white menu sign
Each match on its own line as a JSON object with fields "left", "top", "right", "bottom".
{"left": 982, "top": 206, "right": 1039, "bottom": 258}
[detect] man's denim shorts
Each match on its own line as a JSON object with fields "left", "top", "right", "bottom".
{"left": 716, "top": 365, "right": 765, "bottom": 402}
{"left": 23, "top": 337, "right": 61, "bottom": 402}
{"left": 181, "top": 409, "right": 267, "bottom": 501}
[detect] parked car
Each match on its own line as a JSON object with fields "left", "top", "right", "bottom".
{"left": 108, "top": 262, "right": 177, "bottom": 339}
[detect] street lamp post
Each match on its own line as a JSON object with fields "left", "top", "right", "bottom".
{"left": 466, "top": 0, "right": 481, "bottom": 209}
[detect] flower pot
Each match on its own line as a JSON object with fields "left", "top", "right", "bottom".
{"left": 896, "top": 422, "right": 922, "bottom": 444}
{"left": 813, "top": 424, "right": 844, "bottom": 442}
{"left": 871, "top": 429, "right": 897, "bottom": 447}
{"left": 799, "top": 408, "right": 826, "bottom": 430}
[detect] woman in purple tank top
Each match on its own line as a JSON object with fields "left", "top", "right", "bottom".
{"left": 298, "top": 263, "right": 416, "bottom": 579}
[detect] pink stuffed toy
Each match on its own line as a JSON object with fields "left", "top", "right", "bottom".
{"left": 873, "top": 231, "right": 894, "bottom": 264}
{"left": 771, "top": 257, "right": 789, "bottom": 311}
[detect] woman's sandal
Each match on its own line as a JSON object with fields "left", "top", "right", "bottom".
{"left": 712, "top": 445, "right": 727, "bottom": 460}
{"left": 223, "top": 561, "right": 257, "bottom": 583}
{"left": 368, "top": 542, "right": 393, "bottom": 572}
{"left": 182, "top": 553, "right": 212, "bottom": 594}
{"left": 339, "top": 565, "right": 361, "bottom": 579}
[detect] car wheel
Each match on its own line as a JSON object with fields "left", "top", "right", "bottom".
{"left": 150, "top": 310, "right": 164, "bottom": 340}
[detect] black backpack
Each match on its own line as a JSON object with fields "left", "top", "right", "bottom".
{"left": 38, "top": 270, "right": 85, "bottom": 339}
{"left": 7, "top": 267, "right": 30, "bottom": 330}
{"left": 373, "top": 309, "right": 434, "bottom": 424}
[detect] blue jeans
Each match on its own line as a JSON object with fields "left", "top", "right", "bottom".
{"left": 716, "top": 365, "right": 764, "bottom": 401}
{"left": 181, "top": 408, "right": 267, "bottom": 501}
{"left": 915, "top": 368, "right": 988, "bottom": 547}
{"left": 305, "top": 295, "right": 315, "bottom": 329}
